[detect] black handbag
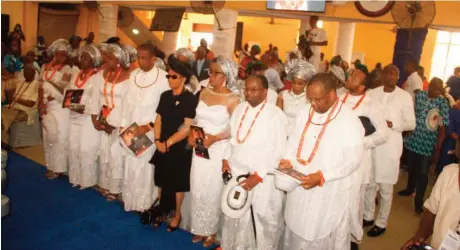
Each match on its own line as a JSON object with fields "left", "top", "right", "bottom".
{"left": 140, "top": 198, "right": 160, "bottom": 225}
{"left": 359, "top": 116, "right": 376, "bottom": 136}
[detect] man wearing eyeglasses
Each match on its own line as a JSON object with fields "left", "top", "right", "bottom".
{"left": 280, "top": 73, "right": 364, "bottom": 250}
{"left": 221, "top": 75, "right": 287, "bottom": 249}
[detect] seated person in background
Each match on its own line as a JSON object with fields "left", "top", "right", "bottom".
{"left": 401, "top": 153, "right": 460, "bottom": 250}
{"left": 1, "top": 62, "right": 39, "bottom": 144}
{"left": 4, "top": 62, "right": 39, "bottom": 124}
{"left": 3, "top": 39, "right": 24, "bottom": 75}
{"left": 2, "top": 66, "right": 15, "bottom": 106}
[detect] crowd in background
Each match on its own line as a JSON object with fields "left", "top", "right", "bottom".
{"left": 1, "top": 16, "right": 460, "bottom": 250}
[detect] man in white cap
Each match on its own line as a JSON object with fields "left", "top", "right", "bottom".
{"left": 221, "top": 75, "right": 287, "bottom": 249}
{"left": 281, "top": 73, "right": 364, "bottom": 249}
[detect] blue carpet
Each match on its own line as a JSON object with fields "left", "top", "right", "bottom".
{"left": 2, "top": 152, "right": 208, "bottom": 250}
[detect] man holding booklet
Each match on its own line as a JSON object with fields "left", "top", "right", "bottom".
{"left": 280, "top": 73, "right": 364, "bottom": 250}
{"left": 118, "top": 43, "right": 170, "bottom": 212}
{"left": 220, "top": 75, "right": 287, "bottom": 249}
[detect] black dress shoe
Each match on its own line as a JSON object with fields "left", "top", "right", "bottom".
{"left": 398, "top": 189, "right": 415, "bottom": 196}
{"left": 367, "top": 225, "right": 386, "bottom": 237}
{"left": 363, "top": 219, "right": 374, "bottom": 227}
{"left": 351, "top": 242, "right": 359, "bottom": 250}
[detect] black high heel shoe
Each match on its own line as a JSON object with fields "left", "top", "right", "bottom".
{"left": 167, "top": 217, "right": 181, "bottom": 232}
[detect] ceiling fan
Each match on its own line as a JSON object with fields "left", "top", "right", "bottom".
{"left": 190, "top": 0, "right": 230, "bottom": 30}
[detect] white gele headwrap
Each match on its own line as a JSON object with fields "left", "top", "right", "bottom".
{"left": 122, "top": 44, "right": 138, "bottom": 63}
{"left": 330, "top": 65, "right": 346, "bottom": 84}
{"left": 174, "top": 47, "right": 195, "bottom": 66}
{"left": 214, "top": 55, "right": 239, "bottom": 91}
{"left": 47, "top": 39, "right": 71, "bottom": 56}
{"left": 107, "top": 44, "right": 130, "bottom": 69}
{"left": 96, "top": 43, "right": 109, "bottom": 53}
{"left": 78, "top": 45, "right": 102, "bottom": 68}
{"left": 155, "top": 58, "right": 166, "bottom": 71}
{"left": 286, "top": 59, "right": 316, "bottom": 82}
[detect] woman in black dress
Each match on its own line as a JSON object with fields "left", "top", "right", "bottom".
{"left": 150, "top": 55, "right": 197, "bottom": 232}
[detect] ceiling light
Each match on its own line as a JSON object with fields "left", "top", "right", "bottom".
{"left": 317, "top": 20, "right": 324, "bottom": 28}
{"left": 132, "top": 28, "right": 140, "bottom": 35}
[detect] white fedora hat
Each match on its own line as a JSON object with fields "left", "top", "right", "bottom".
{"left": 221, "top": 173, "right": 253, "bottom": 219}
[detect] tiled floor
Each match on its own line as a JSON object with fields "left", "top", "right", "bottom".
{"left": 14, "top": 145, "right": 428, "bottom": 250}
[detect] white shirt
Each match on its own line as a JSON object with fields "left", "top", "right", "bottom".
{"left": 283, "top": 101, "right": 364, "bottom": 240}
{"left": 120, "top": 67, "right": 170, "bottom": 128}
{"left": 267, "top": 88, "right": 278, "bottom": 104}
{"left": 307, "top": 28, "right": 327, "bottom": 70}
{"left": 424, "top": 164, "right": 460, "bottom": 250}
{"left": 265, "top": 68, "right": 284, "bottom": 91}
{"left": 225, "top": 101, "right": 287, "bottom": 179}
{"left": 339, "top": 92, "right": 388, "bottom": 184}
{"left": 280, "top": 90, "right": 307, "bottom": 137}
{"left": 200, "top": 78, "right": 209, "bottom": 88}
{"left": 196, "top": 59, "right": 205, "bottom": 75}
{"left": 368, "top": 86, "right": 416, "bottom": 184}
{"left": 10, "top": 80, "right": 39, "bottom": 125}
{"left": 405, "top": 72, "right": 423, "bottom": 100}
{"left": 307, "top": 28, "right": 327, "bottom": 57}
{"left": 336, "top": 87, "right": 347, "bottom": 97}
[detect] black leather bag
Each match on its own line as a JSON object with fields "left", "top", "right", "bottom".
{"left": 359, "top": 116, "right": 376, "bottom": 136}
{"left": 140, "top": 198, "right": 160, "bottom": 225}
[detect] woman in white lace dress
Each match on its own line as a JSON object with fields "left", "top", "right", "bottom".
{"left": 38, "top": 39, "right": 72, "bottom": 180}
{"left": 189, "top": 56, "right": 241, "bottom": 247}
{"left": 277, "top": 60, "right": 316, "bottom": 137}
{"left": 88, "top": 44, "right": 131, "bottom": 201}
{"left": 67, "top": 45, "right": 102, "bottom": 189}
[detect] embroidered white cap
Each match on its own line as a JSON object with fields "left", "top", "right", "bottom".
{"left": 221, "top": 174, "right": 253, "bottom": 219}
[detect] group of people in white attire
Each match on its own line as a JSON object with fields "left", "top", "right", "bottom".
{"left": 31, "top": 34, "right": 457, "bottom": 250}
{"left": 39, "top": 39, "right": 169, "bottom": 214}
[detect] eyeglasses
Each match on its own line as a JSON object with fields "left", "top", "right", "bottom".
{"left": 307, "top": 90, "right": 331, "bottom": 103}
{"left": 166, "top": 74, "right": 179, "bottom": 79}
{"left": 209, "top": 70, "right": 225, "bottom": 77}
{"left": 244, "top": 88, "right": 264, "bottom": 94}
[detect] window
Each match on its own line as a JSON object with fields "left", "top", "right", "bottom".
{"left": 430, "top": 31, "right": 460, "bottom": 81}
